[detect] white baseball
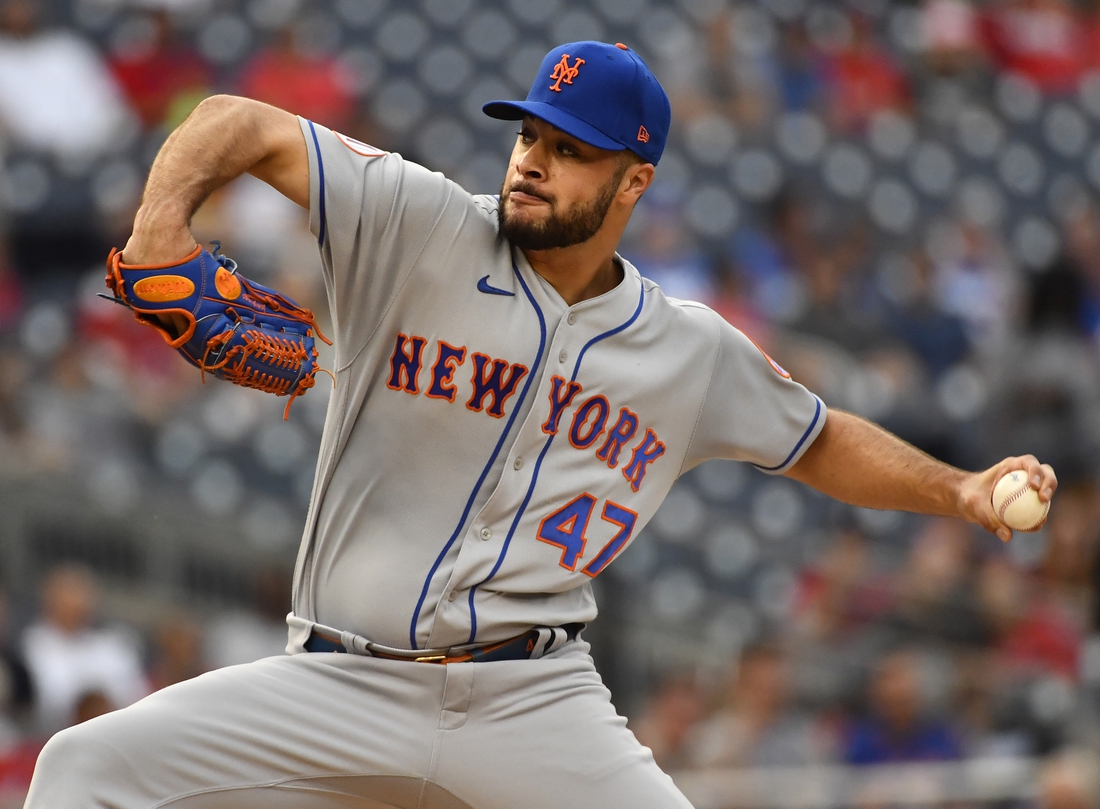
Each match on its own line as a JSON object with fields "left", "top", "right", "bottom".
{"left": 991, "top": 470, "right": 1050, "bottom": 532}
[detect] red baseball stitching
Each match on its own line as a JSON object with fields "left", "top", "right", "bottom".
{"left": 998, "top": 480, "right": 1047, "bottom": 530}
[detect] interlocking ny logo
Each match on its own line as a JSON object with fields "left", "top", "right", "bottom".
{"left": 549, "top": 54, "right": 585, "bottom": 92}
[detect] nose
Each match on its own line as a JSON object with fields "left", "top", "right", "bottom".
{"left": 515, "top": 141, "right": 546, "bottom": 180}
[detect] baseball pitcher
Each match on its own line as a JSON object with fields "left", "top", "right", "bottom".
{"left": 27, "top": 41, "right": 1056, "bottom": 809}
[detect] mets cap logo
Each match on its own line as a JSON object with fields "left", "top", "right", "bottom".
{"left": 549, "top": 54, "right": 585, "bottom": 92}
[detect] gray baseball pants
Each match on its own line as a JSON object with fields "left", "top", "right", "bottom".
{"left": 25, "top": 641, "right": 693, "bottom": 808}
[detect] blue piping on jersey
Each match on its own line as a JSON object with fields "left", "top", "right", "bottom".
{"left": 408, "top": 258, "right": 546, "bottom": 649}
{"left": 307, "top": 121, "right": 327, "bottom": 249}
{"left": 466, "top": 280, "right": 647, "bottom": 643}
{"left": 754, "top": 395, "right": 823, "bottom": 472}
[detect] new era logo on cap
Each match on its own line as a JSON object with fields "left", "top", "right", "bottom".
{"left": 482, "top": 41, "right": 671, "bottom": 165}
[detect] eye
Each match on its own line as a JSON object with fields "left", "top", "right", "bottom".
{"left": 557, "top": 142, "right": 579, "bottom": 157}
{"left": 517, "top": 129, "right": 535, "bottom": 144}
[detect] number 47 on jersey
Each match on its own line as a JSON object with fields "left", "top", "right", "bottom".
{"left": 537, "top": 494, "right": 637, "bottom": 577}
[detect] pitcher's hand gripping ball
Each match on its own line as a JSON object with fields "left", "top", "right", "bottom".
{"left": 991, "top": 470, "right": 1050, "bottom": 532}
{"left": 102, "top": 243, "right": 332, "bottom": 419}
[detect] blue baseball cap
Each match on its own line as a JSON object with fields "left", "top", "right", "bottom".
{"left": 483, "top": 41, "right": 671, "bottom": 165}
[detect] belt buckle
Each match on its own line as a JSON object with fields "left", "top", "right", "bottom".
{"left": 414, "top": 654, "right": 447, "bottom": 663}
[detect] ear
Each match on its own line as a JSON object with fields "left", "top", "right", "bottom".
{"left": 621, "top": 163, "right": 655, "bottom": 203}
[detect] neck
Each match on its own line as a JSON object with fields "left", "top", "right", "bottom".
{"left": 521, "top": 236, "right": 623, "bottom": 306}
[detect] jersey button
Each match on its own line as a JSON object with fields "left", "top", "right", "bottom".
{"left": 567, "top": 312, "right": 577, "bottom": 325}
{"left": 558, "top": 349, "right": 567, "bottom": 363}
{"left": 514, "top": 456, "right": 524, "bottom": 470}
{"left": 448, "top": 591, "right": 458, "bottom": 602}
{"left": 480, "top": 527, "right": 493, "bottom": 541}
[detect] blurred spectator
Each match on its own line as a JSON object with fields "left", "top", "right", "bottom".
{"left": 788, "top": 529, "right": 888, "bottom": 712}
{"left": 702, "top": 15, "right": 824, "bottom": 121}
{"left": 1038, "top": 481, "right": 1100, "bottom": 624}
{"left": 630, "top": 674, "right": 704, "bottom": 771}
{"left": 933, "top": 224, "right": 1021, "bottom": 352}
{"left": 887, "top": 518, "right": 988, "bottom": 646}
{"left": 989, "top": 263, "right": 1100, "bottom": 492}
{"left": 629, "top": 207, "right": 714, "bottom": 303}
{"left": 924, "top": 0, "right": 989, "bottom": 77}
{"left": 822, "top": 13, "right": 910, "bottom": 133}
{"left": 789, "top": 247, "right": 887, "bottom": 357}
{"left": 978, "top": 556, "right": 1082, "bottom": 680}
{"left": 0, "top": 0, "right": 134, "bottom": 160}
{"left": 729, "top": 192, "right": 815, "bottom": 323}
{"left": 0, "top": 345, "right": 25, "bottom": 456}
{"left": 237, "top": 25, "right": 354, "bottom": 132}
{"left": 706, "top": 261, "right": 771, "bottom": 348}
{"left": 720, "top": 8, "right": 782, "bottom": 132}
{"left": 952, "top": 648, "right": 1036, "bottom": 757}
{"left": 844, "top": 648, "right": 963, "bottom": 764}
{"left": 1054, "top": 207, "right": 1100, "bottom": 344}
{"left": 795, "top": 529, "right": 891, "bottom": 641}
{"left": 21, "top": 564, "right": 148, "bottom": 733}
{"left": 980, "top": 0, "right": 1087, "bottom": 94}
{"left": 0, "top": 246, "right": 21, "bottom": 335}
{"left": 0, "top": 586, "right": 31, "bottom": 747}
{"left": 147, "top": 613, "right": 206, "bottom": 692}
{"left": 1032, "top": 254, "right": 1093, "bottom": 341}
{"left": 108, "top": 11, "right": 212, "bottom": 132}
{"left": 776, "top": 22, "right": 825, "bottom": 112}
{"left": 688, "top": 643, "right": 829, "bottom": 769}
{"left": 0, "top": 240, "right": 25, "bottom": 452}
{"left": 886, "top": 252, "right": 971, "bottom": 379}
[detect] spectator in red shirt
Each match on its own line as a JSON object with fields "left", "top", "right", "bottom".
{"left": 823, "top": 13, "right": 910, "bottom": 133}
{"left": 237, "top": 25, "right": 354, "bottom": 132}
{"left": 794, "top": 529, "right": 892, "bottom": 640}
{"left": 108, "top": 11, "right": 212, "bottom": 131}
{"left": 980, "top": 0, "right": 1088, "bottom": 94}
{"left": 978, "top": 556, "right": 1082, "bottom": 681}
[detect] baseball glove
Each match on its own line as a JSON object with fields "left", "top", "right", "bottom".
{"left": 101, "top": 242, "right": 332, "bottom": 419}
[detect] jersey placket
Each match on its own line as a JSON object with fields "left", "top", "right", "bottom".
{"left": 428, "top": 262, "right": 646, "bottom": 647}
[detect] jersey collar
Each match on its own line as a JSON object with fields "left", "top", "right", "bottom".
{"left": 514, "top": 249, "right": 644, "bottom": 327}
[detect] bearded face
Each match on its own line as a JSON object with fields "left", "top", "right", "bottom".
{"left": 498, "top": 161, "right": 627, "bottom": 251}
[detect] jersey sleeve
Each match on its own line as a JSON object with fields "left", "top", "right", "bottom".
{"left": 299, "top": 118, "right": 459, "bottom": 361}
{"left": 686, "top": 312, "right": 826, "bottom": 474}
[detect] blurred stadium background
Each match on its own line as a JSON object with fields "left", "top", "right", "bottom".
{"left": 0, "top": 0, "right": 1098, "bottom": 805}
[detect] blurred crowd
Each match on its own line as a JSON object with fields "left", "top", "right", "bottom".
{"left": 630, "top": 508, "right": 1100, "bottom": 770}
{"left": 0, "top": 560, "right": 292, "bottom": 804}
{"left": 0, "top": 0, "right": 1098, "bottom": 805}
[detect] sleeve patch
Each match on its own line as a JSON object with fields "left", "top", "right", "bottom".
{"left": 335, "top": 131, "right": 386, "bottom": 157}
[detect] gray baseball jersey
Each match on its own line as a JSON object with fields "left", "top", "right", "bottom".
{"left": 289, "top": 119, "right": 826, "bottom": 654}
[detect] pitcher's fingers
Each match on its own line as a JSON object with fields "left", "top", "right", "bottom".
{"left": 1036, "top": 463, "right": 1057, "bottom": 501}
{"left": 980, "top": 508, "right": 1012, "bottom": 543}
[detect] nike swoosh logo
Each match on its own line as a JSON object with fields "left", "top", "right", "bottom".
{"left": 477, "top": 276, "right": 515, "bottom": 297}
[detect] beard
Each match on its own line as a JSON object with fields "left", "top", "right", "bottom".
{"left": 498, "top": 167, "right": 625, "bottom": 251}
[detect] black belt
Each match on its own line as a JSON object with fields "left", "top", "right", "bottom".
{"left": 304, "top": 624, "right": 583, "bottom": 663}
